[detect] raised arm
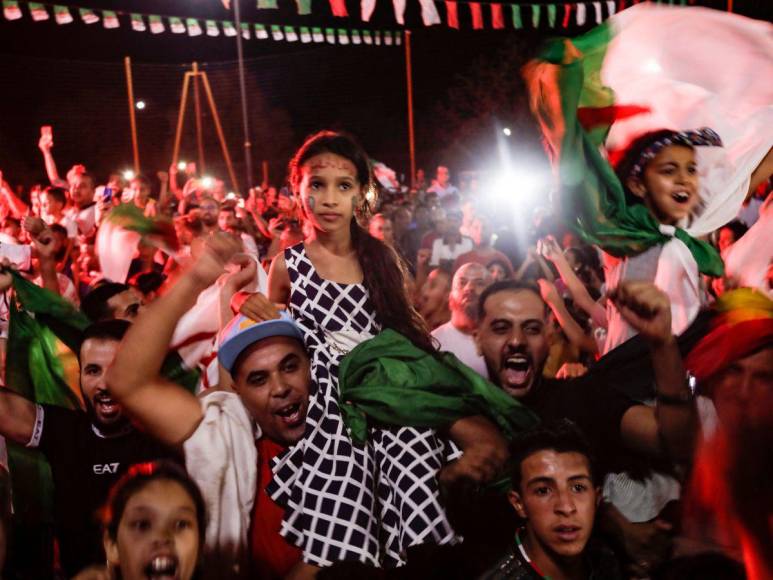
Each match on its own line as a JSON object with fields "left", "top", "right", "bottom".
{"left": 613, "top": 282, "right": 697, "bottom": 462}
{"left": 38, "top": 128, "right": 67, "bottom": 188}
{"left": 106, "top": 233, "right": 242, "bottom": 446}
{"left": 538, "top": 278, "right": 598, "bottom": 355}
{"left": 0, "top": 171, "right": 29, "bottom": 218}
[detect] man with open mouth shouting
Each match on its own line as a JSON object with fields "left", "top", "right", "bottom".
{"left": 106, "top": 233, "right": 310, "bottom": 580}
{"left": 0, "top": 317, "right": 177, "bottom": 578}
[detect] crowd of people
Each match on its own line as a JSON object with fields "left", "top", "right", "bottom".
{"left": 0, "top": 10, "right": 772, "bottom": 580}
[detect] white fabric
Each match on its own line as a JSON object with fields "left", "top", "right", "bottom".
{"left": 96, "top": 220, "right": 140, "bottom": 283}
{"left": 431, "top": 321, "right": 488, "bottom": 378}
{"left": 606, "top": 0, "right": 615, "bottom": 17}
{"left": 418, "top": 0, "right": 441, "bottom": 26}
{"left": 184, "top": 391, "right": 259, "bottom": 570}
{"left": 723, "top": 204, "right": 773, "bottom": 296}
{"left": 429, "top": 236, "right": 473, "bottom": 267}
{"left": 593, "top": 1, "right": 602, "bottom": 24}
{"left": 603, "top": 4, "right": 773, "bottom": 237}
{"left": 736, "top": 197, "right": 762, "bottom": 228}
{"left": 603, "top": 471, "right": 681, "bottom": 523}
{"left": 576, "top": 3, "right": 586, "bottom": 26}
{"left": 392, "top": 0, "right": 406, "bottom": 24}
{"left": 360, "top": 0, "right": 376, "bottom": 21}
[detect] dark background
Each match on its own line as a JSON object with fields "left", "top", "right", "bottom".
{"left": 0, "top": 0, "right": 769, "bottom": 190}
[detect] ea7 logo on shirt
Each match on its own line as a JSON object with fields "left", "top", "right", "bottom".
{"left": 93, "top": 463, "right": 120, "bottom": 475}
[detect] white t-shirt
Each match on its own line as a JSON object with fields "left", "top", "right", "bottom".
{"left": 431, "top": 321, "right": 488, "bottom": 378}
{"left": 430, "top": 236, "right": 473, "bottom": 267}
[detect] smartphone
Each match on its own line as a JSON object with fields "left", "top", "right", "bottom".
{"left": 102, "top": 186, "right": 113, "bottom": 203}
{"left": 0, "top": 243, "right": 32, "bottom": 271}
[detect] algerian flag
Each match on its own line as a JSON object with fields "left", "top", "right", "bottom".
{"left": 79, "top": 8, "right": 99, "bottom": 24}
{"left": 271, "top": 24, "right": 283, "bottom": 40}
{"left": 102, "top": 10, "right": 119, "bottom": 29}
{"left": 241, "top": 22, "right": 251, "bottom": 39}
{"left": 374, "top": 30, "right": 381, "bottom": 45}
{"left": 547, "top": 3, "right": 556, "bottom": 27}
{"left": 3, "top": 0, "right": 22, "bottom": 20}
{"left": 187, "top": 18, "right": 202, "bottom": 36}
{"left": 53, "top": 5, "right": 72, "bottom": 24}
{"left": 285, "top": 26, "right": 298, "bottom": 41}
{"left": 395, "top": 31, "right": 402, "bottom": 45}
{"left": 296, "top": 0, "right": 312, "bottom": 15}
{"left": 531, "top": 4, "right": 540, "bottom": 28}
{"left": 222, "top": 20, "right": 237, "bottom": 36}
{"left": 255, "top": 23, "right": 269, "bottom": 39}
{"left": 149, "top": 14, "right": 165, "bottom": 33}
{"left": 351, "top": 29, "right": 361, "bottom": 44}
{"left": 312, "top": 27, "right": 324, "bottom": 42}
{"left": 28, "top": 2, "right": 48, "bottom": 21}
{"left": 258, "top": 0, "right": 278, "bottom": 8}
{"left": 523, "top": 4, "right": 773, "bottom": 279}
{"left": 206, "top": 20, "right": 219, "bottom": 36}
{"left": 511, "top": 5, "right": 522, "bottom": 29}
{"left": 325, "top": 27, "right": 336, "bottom": 43}
{"left": 384, "top": 31, "right": 393, "bottom": 45}
{"left": 169, "top": 16, "right": 186, "bottom": 33}
{"left": 300, "top": 26, "right": 311, "bottom": 42}
{"left": 363, "top": 29, "right": 372, "bottom": 44}
{"left": 131, "top": 13, "right": 146, "bottom": 31}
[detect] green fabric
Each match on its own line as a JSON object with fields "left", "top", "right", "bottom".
{"left": 338, "top": 329, "right": 539, "bottom": 444}
{"left": 525, "top": 24, "right": 724, "bottom": 277}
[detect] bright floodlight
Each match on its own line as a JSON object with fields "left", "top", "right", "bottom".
{"left": 135, "top": 100, "right": 146, "bottom": 110}
{"left": 177, "top": 161, "right": 187, "bottom": 171}
{"left": 201, "top": 176, "right": 214, "bottom": 189}
{"left": 491, "top": 169, "right": 543, "bottom": 204}
{"left": 122, "top": 169, "right": 135, "bottom": 181}
{"left": 503, "top": 127, "right": 512, "bottom": 137}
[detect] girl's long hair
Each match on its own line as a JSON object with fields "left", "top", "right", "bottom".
{"left": 289, "top": 130, "right": 434, "bottom": 352}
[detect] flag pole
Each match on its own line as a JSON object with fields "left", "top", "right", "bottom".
{"left": 192, "top": 62, "right": 206, "bottom": 174}
{"left": 124, "top": 56, "right": 140, "bottom": 173}
{"left": 232, "top": 0, "right": 253, "bottom": 193}
{"left": 404, "top": 31, "right": 416, "bottom": 188}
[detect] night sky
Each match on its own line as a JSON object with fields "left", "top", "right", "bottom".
{"left": 0, "top": 0, "right": 768, "bottom": 190}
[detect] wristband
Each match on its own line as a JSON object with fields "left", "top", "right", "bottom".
{"left": 656, "top": 372, "right": 697, "bottom": 405}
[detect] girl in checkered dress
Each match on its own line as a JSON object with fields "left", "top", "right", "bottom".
{"left": 265, "top": 131, "right": 502, "bottom": 572}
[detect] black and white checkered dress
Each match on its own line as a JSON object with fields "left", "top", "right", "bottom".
{"left": 267, "top": 244, "right": 459, "bottom": 568}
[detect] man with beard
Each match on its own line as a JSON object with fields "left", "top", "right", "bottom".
{"left": 432, "top": 262, "right": 491, "bottom": 377}
{"left": 198, "top": 196, "right": 221, "bottom": 236}
{"left": 80, "top": 282, "right": 145, "bottom": 321}
{"left": 417, "top": 267, "right": 452, "bottom": 330}
{"left": 0, "top": 320, "right": 177, "bottom": 577}
{"left": 107, "top": 234, "right": 309, "bottom": 579}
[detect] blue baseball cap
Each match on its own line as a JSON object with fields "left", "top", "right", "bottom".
{"left": 218, "top": 311, "right": 305, "bottom": 374}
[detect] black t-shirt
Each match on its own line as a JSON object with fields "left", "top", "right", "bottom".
{"left": 521, "top": 377, "right": 639, "bottom": 477}
{"left": 36, "top": 405, "right": 178, "bottom": 577}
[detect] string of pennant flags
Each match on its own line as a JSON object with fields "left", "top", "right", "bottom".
{"left": 1, "top": 0, "right": 705, "bottom": 35}
{"left": 0, "top": 0, "right": 403, "bottom": 46}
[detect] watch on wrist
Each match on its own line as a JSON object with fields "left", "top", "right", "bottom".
{"left": 656, "top": 372, "right": 697, "bottom": 405}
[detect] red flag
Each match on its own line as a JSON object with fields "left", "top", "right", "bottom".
{"left": 445, "top": 1, "right": 459, "bottom": 28}
{"left": 491, "top": 3, "right": 504, "bottom": 29}
{"left": 562, "top": 3, "right": 571, "bottom": 27}
{"left": 617, "top": 0, "right": 626, "bottom": 10}
{"left": 329, "top": 0, "right": 348, "bottom": 17}
{"left": 470, "top": 2, "right": 483, "bottom": 29}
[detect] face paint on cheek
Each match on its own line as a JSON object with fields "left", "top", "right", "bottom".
{"left": 307, "top": 195, "right": 316, "bottom": 211}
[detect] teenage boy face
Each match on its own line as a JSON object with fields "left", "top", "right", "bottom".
{"left": 509, "top": 450, "right": 599, "bottom": 561}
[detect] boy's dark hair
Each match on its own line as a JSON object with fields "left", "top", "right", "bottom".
{"left": 81, "top": 282, "right": 131, "bottom": 321}
{"left": 43, "top": 186, "right": 68, "bottom": 206}
{"left": 509, "top": 420, "right": 597, "bottom": 491}
{"left": 477, "top": 279, "right": 545, "bottom": 321}
{"left": 101, "top": 460, "right": 206, "bottom": 546}
{"left": 129, "top": 271, "right": 166, "bottom": 296}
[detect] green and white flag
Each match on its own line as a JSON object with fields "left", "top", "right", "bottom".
{"left": 222, "top": 20, "right": 236, "bottom": 36}
{"left": 300, "top": 26, "right": 311, "bottom": 42}
{"left": 337, "top": 29, "right": 349, "bottom": 44}
{"left": 255, "top": 23, "right": 269, "bottom": 38}
{"left": 363, "top": 29, "right": 372, "bottom": 44}
{"left": 79, "top": 7, "right": 99, "bottom": 24}
{"left": 511, "top": 5, "right": 522, "bottom": 29}
{"left": 547, "top": 3, "right": 556, "bottom": 27}
{"left": 28, "top": 2, "right": 48, "bottom": 21}
{"left": 395, "top": 31, "right": 402, "bottom": 45}
{"left": 130, "top": 13, "right": 146, "bottom": 31}
{"left": 351, "top": 29, "right": 361, "bottom": 44}
{"left": 374, "top": 30, "right": 381, "bottom": 45}
{"left": 3, "top": 1, "right": 22, "bottom": 20}
{"left": 285, "top": 26, "right": 298, "bottom": 41}
{"left": 169, "top": 16, "right": 186, "bottom": 34}
{"left": 149, "top": 14, "right": 165, "bottom": 34}
{"left": 296, "top": 0, "right": 312, "bottom": 15}
{"left": 186, "top": 18, "right": 202, "bottom": 36}
{"left": 325, "top": 28, "right": 336, "bottom": 44}
{"left": 241, "top": 22, "right": 251, "bottom": 38}
{"left": 271, "top": 24, "right": 283, "bottom": 40}
{"left": 258, "top": 0, "right": 278, "bottom": 8}
{"left": 384, "top": 30, "right": 393, "bottom": 45}
{"left": 53, "top": 5, "right": 72, "bottom": 24}
{"left": 102, "top": 10, "right": 119, "bottom": 29}
{"left": 312, "top": 27, "right": 324, "bottom": 42}
{"left": 205, "top": 20, "right": 219, "bottom": 36}
{"left": 531, "top": 4, "right": 541, "bottom": 28}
